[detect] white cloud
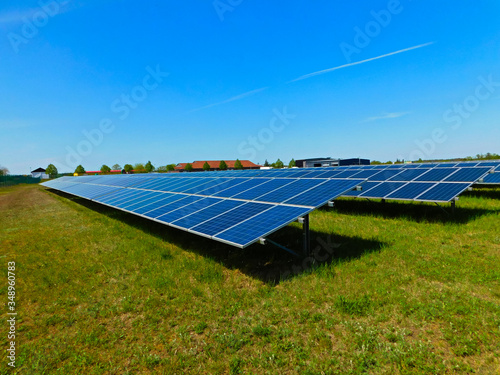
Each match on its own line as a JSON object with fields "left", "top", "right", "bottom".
{"left": 290, "top": 42, "right": 435, "bottom": 82}
{"left": 189, "top": 87, "right": 269, "bottom": 113}
{"left": 361, "top": 111, "right": 411, "bottom": 123}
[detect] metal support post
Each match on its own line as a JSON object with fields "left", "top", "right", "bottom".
{"left": 302, "top": 214, "right": 310, "bottom": 257}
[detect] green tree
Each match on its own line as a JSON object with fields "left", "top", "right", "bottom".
{"left": 184, "top": 163, "right": 193, "bottom": 172}
{"left": 288, "top": 158, "right": 296, "bottom": 168}
{"left": 370, "top": 160, "right": 382, "bottom": 165}
{"left": 219, "top": 160, "right": 228, "bottom": 170}
{"left": 46, "top": 164, "right": 58, "bottom": 178}
{"left": 0, "top": 166, "right": 9, "bottom": 176}
{"left": 145, "top": 161, "right": 155, "bottom": 173}
{"left": 274, "top": 158, "right": 284, "bottom": 169}
{"left": 74, "top": 165, "right": 86, "bottom": 174}
{"left": 157, "top": 165, "right": 167, "bottom": 172}
{"left": 112, "top": 164, "right": 121, "bottom": 170}
{"left": 203, "top": 162, "right": 210, "bottom": 171}
{"left": 234, "top": 159, "right": 243, "bottom": 170}
{"left": 124, "top": 164, "right": 133, "bottom": 173}
{"left": 264, "top": 159, "right": 269, "bottom": 167}
{"left": 100, "top": 164, "right": 111, "bottom": 174}
{"left": 134, "top": 163, "right": 146, "bottom": 173}
{"left": 166, "top": 164, "right": 176, "bottom": 172}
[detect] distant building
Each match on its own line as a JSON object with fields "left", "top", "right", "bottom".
{"left": 31, "top": 167, "right": 49, "bottom": 179}
{"left": 295, "top": 158, "right": 370, "bottom": 168}
{"left": 175, "top": 160, "right": 261, "bottom": 172}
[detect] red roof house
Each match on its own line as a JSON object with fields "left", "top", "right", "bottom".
{"left": 175, "top": 160, "right": 261, "bottom": 172}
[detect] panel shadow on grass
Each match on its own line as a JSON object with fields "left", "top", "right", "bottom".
{"left": 331, "top": 197, "right": 499, "bottom": 224}
{"left": 46, "top": 189, "right": 385, "bottom": 285}
{"left": 462, "top": 186, "right": 500, "bottom": 200}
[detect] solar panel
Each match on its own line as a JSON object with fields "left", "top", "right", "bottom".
{"left": 358, "top": 182, "right": 406, "bottom": 198}
{"left": 341, "top": 164, "right": 491, "bottom": 202}
{"left": 190, "top": 202, "right": 274, "bottom": 237}
{"left": 42, "top": 173, "right": 363, "bottom": 249}
{"left": 443, "top": 167, "right": 491, "bottom": 182}
{"left": 385, "top": 182, "right": 435, "bottom": 200}
{"left": 213, "top": 205, "right": 311, "bottom": 248}
{"left": 387, "top": 169, "right": 430, "bottom": 181}
{"left": 415, "top": 183, "right": 470, "bottom": 202}
{"left": 478, "top": 173, "right": 500, "bottom": 184}
{"left": 342, "top": 181, "right": 380, "bottom": 197}
{"left": 415, "top": 168, "right": 456, "bottom": 182}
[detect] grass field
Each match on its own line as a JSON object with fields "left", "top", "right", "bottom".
{"left": 1, "top": 184, "right": 500, "bottom": 374}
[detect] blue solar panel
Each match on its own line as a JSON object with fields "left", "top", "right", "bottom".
{"left": 231, "top": 179, "right": 295, "bottom": 200}
{"left": 385, "top": 182, "right": 435, "bottom": 200}
{"left": 476, "top": 162, "right": 500, "bottom": 167}
{"left": 285, "top": 179, "right": 364, "bottom": 206}
{"left": 171, "top": 200, "right": 245, "bottom": 230}
{"left": 330, "top": 170, "right": 362, "bottom": 178}
{"left": 434, "top": 163, "right": 457, "bottom": 168}
{"left": 443, "top": 167, "right": 491, "bottom": 182}
{"left": 455, "top": 162, "right": 477, "bottom": 168}
{"left": 416, "top": 183, "right": 470, "bottom": 202}
{"left": 132, "top": 193, "right": 185, "bottom": 214}
{"left": 195, "top": 178, "right": 246, "bottom": 196}
{"left": 114, "top": 191, "right": 160, "bottom": 209}
{"left": 100, "top": 189, "right": 146, "bottom": 206}
{"left": 369, "top": 170, "right": 405, "bottom": 181}
{"left": 191, "top": 202, "right": 273, "bottom": 237}
{"left": 387, "top": 169, "right": 431, "bottom": 181}
{"left": 165, "top": 178, "right": 207, "bottom": 192}
{"left": 211, "top": 178, "right": 270, "bottom": 198}
{"left": 182, "top": 178, "right": 233, "bottom": 194}
{"left": 414, "top": 168, "right": 457, "bottom": 182}
{"left": 155, "top": 197, "right": 222, "bottom": 224}
{"left": 142, "top": 195, "right": 203, "bottom": 219}
{"left": 255, "top": 179, "right": 323, "bottom": 203}
{"left": 350, "top": 170, "right": 381, "bottom": 179}
{"left": 214, "top": 205, "right": 311, "bottom": 247}
{"left": 313, "top": 170, "right": 344, "bottom": 178}
{"left": 120, "top": 192, "right": 165, "bottom": 211}
{"left": 342, "top": 181, "right": 380, "bottom": 197}
{"left": 481, "top": 173, "right": 500, "bottom": 184}
{"left": 359, "top": 182, "right": 406, "bottom": 198}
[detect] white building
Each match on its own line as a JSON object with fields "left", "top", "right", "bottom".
{"left": 31, "top": 167, "right": 49, "bottom": 179}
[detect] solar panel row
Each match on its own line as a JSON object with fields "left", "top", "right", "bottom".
{"left": 42, "top": 175, "right": 364, "bottom": 248}
{"left": 41, "top": 161, "right": 497, "bottom": 248}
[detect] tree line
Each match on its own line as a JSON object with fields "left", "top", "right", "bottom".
{"left": 370, "top": 152, "right": 500, "bottom": 165}
{"left": 60, "top": 158, "right": 298, "bottom": 176}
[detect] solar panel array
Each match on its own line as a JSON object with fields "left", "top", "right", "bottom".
{"left": 41, "top": 174, "right": 363, "bottom": 248}
{"left": 41, "top": 160, "right": 498, "bottom": 249}
{"left": 148, "top": 161, "right": 495, "bottom": 202}
{"left": 336, "top": 162, "right": 498, "bottom": 201}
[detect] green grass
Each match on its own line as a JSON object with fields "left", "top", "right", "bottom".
{"left": 1, "top": 184, "right": 500, "bottom": 374}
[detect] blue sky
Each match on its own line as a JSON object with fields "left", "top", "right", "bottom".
{"left": 1, "top": 0, "right": 499, "bottom": 174}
